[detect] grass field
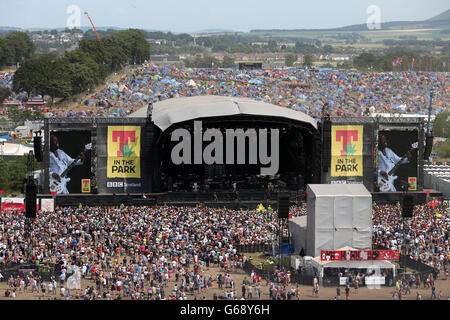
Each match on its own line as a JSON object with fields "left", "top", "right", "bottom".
{"left": 248, "top": 27, "right": 450, "bottom": 43}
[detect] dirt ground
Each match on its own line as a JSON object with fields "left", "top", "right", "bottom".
{"left": 0, "top": 265, "right": 448, "bottom": 301}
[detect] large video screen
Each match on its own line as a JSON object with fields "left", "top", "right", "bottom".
{"left": 376, "top": 130, "right": 418, "bottom": 192}
{"left": 48, "top": 130, "right": 92, "bottom": 194}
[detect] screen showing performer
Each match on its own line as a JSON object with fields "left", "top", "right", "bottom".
{"left": 49, "top": 131, "right": 92, "bottom": 194}
{"left": 377, "top": 130, "right": 418, "bottom": 192}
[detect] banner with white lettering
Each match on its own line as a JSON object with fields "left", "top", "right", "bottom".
{"left": 1, "top": 198, "right": 39, "bottom": 213}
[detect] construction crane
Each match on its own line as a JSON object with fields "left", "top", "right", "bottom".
{"left": 84, "top": 11, "right": 102, "bottom": 42}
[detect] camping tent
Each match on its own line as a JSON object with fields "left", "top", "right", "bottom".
{"left": 0, "top": 143, "right": 33, "bottom": 156}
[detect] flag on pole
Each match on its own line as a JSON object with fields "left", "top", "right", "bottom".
{"left": 392, "top": 57, "right": 403, "bottom": 67}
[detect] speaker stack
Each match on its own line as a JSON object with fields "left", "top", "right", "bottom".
{"left": 278, "top": 195, "right": 290, "bottom": 219}
{"left": 33, "top": 135, "right": 43, "bottom": 162}
{"left": 423, "top": 135, "right": 434, "bottom": 160}
{"left": 25, "top": 178, "right": 37, "bottom": 218}
{"left": 321, "top": 120, "right": 332, "bottom": 172}
{"left": 401, "top": 194, "right": 415, "bottom": 218}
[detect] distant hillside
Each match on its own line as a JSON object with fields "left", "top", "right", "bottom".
{"left": 251, "top": 8, "right": 450, "bottom": 33}
{"left": 0, "top": 26, "right": 22, "bottom": 31}
{"left": 427, "top": 9, "right": 450, "bottom": 21}
{"left": 192, "top": 29, "right": 240, "bottom": 35}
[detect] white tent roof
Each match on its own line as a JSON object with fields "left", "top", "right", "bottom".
{"left": 0, "top": 143, "right": 33, "bottom": 156}
{"left": 307, "top": 184, "right": 371, "bottom": 197}
{"left": 315, "top": 259, "right": 396, "bottom": 269}
{"left": 129, "top": 95, "right": 318, "bottom": 132}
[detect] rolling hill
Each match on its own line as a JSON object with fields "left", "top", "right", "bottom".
{"left": 250, "top": 9, "right": 450, "bottom": 33}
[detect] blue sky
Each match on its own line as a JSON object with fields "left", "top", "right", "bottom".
{"left": 1, "top": 0, "right": 449, "bottom": 32}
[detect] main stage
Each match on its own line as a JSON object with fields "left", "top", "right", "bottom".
{"left": 371, "top": 189, "right": 442, "bottom": 204}
{"left": 36, "top": 96, "right": 436, "bottom": 208}
{"left": 43, "top": 190, "right": 300, "bottom": 209}
{"left": 40, "top": 189, "right": 442, "bottom": 208}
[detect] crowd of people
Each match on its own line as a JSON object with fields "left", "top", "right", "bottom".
{"left": 0, "top": 201, "right": 447, "bottom": 300}
{"left": 0, "top": 205, "right": 285, "bottom": 300}
{"left": 373, "top": 203, "right": 449, "bottom": 271}
{"left": 1, "top": 65, "right": 449, "bottom": 119}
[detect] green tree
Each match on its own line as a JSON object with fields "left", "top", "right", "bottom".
{"left": 0, "top": 38, "right": 14, "bottom": 66}
{"left": 353, "top": 52, "right": 380, "bottom": 70}
{"left": 267, "top": 40, "right": 278, "bottom": 52}
{"left": 119, "top": 29, "right": 150, "bottom": 64}
{"left": 12, "top": 57, "right": 43, "bottom": 95}
{"left": 434, "top": 139, "right": 450, "bottom": 159}
{"left": 294, "top": 41, "right": 315, "bottom": 54}
{"left": 8, "top": 106, "right": 33, "bottom": 126}
{"left": 5, "top": 157, "right": 28, "bottom": 194}
{"left": 13, "top": 54, "right": 72, "bottom": 102}
{"left": 0, "top": 86, "right": 11, "bottom": 104}
{"left": 303, "top": 54, "right": 313, "bottom": 67}
{"left": 64, "top": 50, "right": 101, "bottom": 94}
{"left": 31, "top": 110, "right": 44, "bottom": 120}
{"left": 66, "top": 62, "right": 97, "bottom": 95}
{"left": 202, "top": 55, "right": 220, "bottom": 68}
{"left": 3, "top": 31, "right": 35, "bottom": 65}
{"left": 285, "top": 54, "right": 297, "bottom": 67}
{"left": 78, "top": 39, "right": 112, "bottom": 79}
{"left": 103, "top": 36, "right": 129, "bottom": 70}
{"left": 221, "top": 56, "right": 235, "bottom": 68}
{"left": 432, "top": 112, "right": 450, "bottom": 138}
{"left": 0, "top": 158, "right": 10, "bottom": 192}
{"left": 323, "top": 44, "right": 334, "bottom": 53}
{"left": 102, "top": 29, "right": 150, "bottom": 69}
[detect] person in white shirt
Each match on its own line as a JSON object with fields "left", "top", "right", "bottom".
{"left": 49, "top": 135, "right": 85, "bottom": 194}
{"left": 377, "top": 134, "right": 410, "bottom": 192}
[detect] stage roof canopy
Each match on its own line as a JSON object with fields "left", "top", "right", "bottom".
{"left": 129, "top": 95, "right": 318, "bottom": 132}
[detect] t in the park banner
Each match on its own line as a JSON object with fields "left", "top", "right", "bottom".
{"left": 81, "top": 179, "right": 91, "bottom": 193}
{"left": 331, "top": 125, "right": 363, "bottom": 177}
{"left": 107, "top": 126, "right": 141, "bottom": 178}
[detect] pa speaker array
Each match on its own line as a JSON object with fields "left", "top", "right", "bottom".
{"left": 33, "top": 136, "right": 43, "bottom": 162}
{"left": 278, "top": 195, "right": 290, "bottom": 219}
{"left": 401, "top": 194, "right": 415, "bottom": 218}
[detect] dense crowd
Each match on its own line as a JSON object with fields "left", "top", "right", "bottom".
{"left": 373, "top": 203, "right": 449, "bottom": 271}
{"left": 0, "top": 205, "right": 285, "bottom": 300}
{"left": 0, "top": 202, "right": 448, "bottom": 300}
{"left": 1, "top": 65, "right": 449, "bottom": 119}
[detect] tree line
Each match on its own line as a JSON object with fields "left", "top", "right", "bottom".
{"left": 0, "top": 31, "right": 35, "bottom": 67}
{"left": 430, "top": 112, "right": 450, "bottom": 160}
{"left": 0, "top": 156, "right": 41, "bottom": 196}
{"left": 11, "top": 29, "right": 150, "bottom": 102}
{"left": 183, "top": 55, "right": 236, "bottom": 68}
{"left": 351, "top": 50, "right": 450, "bottom": 72}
